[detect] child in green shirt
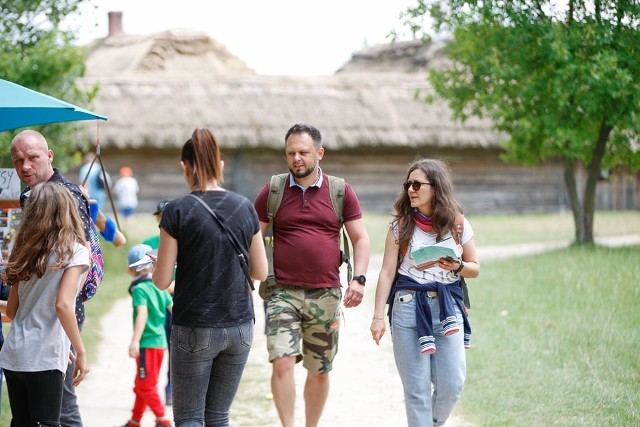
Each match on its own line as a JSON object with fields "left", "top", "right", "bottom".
{"left": 122, "top": 244, "right": 173, "bottom": 427}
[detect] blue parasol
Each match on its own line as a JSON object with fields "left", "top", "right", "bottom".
{"left": 0, "top": 78, "right": 107, "bottom": 132}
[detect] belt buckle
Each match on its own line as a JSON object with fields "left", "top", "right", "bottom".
{"left": 427, "top": 291, "right": 438, "bottom": 298}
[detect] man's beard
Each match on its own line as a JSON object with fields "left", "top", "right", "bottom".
{"left": 290, "top": 163, "right": 316, "bottom": 179}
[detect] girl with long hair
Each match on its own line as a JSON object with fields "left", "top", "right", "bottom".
{"left": 153, "top": 128, "right": 267, "bottom": 426}
{"left": 370, "top": 158, "right": 480, "bottom": 427}
{"left": 0, "top": 182, "right": 90, "bottom": 426}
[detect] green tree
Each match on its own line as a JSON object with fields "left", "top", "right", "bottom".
{"left": 0, "top": 0, "right": 98, "bottom": 170}
{"left": 402, "top": 0, "right": 640, "bottom": 244}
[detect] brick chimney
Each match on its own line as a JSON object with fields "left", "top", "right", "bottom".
{"left": 108, "top": 11, "right": 123, "bottom": 37}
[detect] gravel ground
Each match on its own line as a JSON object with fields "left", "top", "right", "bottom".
{"left": 78, "top": 235, "right": 640, "bottom": 426}
{"left": 77, "top": 263, "right": 472, "bottom": 427}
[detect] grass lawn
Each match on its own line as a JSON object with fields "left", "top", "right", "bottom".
{"left": 363, "top": 210, "right": 640, "bottom": 252}
{"left": 1, "top": 210, "right": 639, "bottom": 425}
{"left": 461, "top": 244, "right": 640, "bottom": 426}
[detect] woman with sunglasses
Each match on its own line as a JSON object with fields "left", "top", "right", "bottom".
{"left": 370, "top": 158, "right": 479, "bottom": 427}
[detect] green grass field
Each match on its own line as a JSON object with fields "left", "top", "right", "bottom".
{"left": 462, "top": 244, "right": 640, "bottom": 426}
{"left": 363, "top": 211, "right": 640, "bottom": 252}
{"left": 1, "top": 211, "right": 639, "bottom": 425}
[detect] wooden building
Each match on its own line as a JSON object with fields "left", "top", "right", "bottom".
{"left": 76, "top": 15, "right": 638, "bottom": 215}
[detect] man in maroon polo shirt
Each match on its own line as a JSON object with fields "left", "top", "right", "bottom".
{"left": 254, "top": 123, "right": 370, "bottom": 427}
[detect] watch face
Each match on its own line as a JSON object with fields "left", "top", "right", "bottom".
{"left": 355, "top": 275, "right": 366, "bottom": 285}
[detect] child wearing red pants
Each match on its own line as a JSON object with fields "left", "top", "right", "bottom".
{"left": 123, "top": 244, "right": 173, "bottom": 427}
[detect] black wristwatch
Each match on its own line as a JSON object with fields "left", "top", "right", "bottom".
{"left": 352, "top": 275, "right": 366, "bottom": 285}
{"left": 452, "top": 260, "right": 464, "bottom": 276}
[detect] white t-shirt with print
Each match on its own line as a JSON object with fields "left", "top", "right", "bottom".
{"left": 395, "top": 218, "right": 474, "bottom": 284}
{"left": 0, "top": 243, "right": 90, "bottom": 375}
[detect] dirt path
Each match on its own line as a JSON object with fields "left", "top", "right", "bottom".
{"left": 78, "top": 236, "right": 640, "bottom": 426}
{"left": 78, "top": 261, "right": 472, "bottom": 427}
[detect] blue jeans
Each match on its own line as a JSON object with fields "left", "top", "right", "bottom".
{"left": 170, "top": 322, "right": 253, "bottom": 427}
{"left": 391, "top": 290, "right": 466, "bottom": 427}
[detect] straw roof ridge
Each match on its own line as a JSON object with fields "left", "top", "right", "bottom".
{"left": 136, "top": 29, "right": 254, "bottom": 74}
{"left": 336, "top": 38, "right": 450, "bottom": 74}
{"left": 84, "top": 29, "right": 254, "bottom": 79}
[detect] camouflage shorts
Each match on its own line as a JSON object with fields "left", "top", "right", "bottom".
{"left": 265, "top": 285, "right": 342, "bottom": 374}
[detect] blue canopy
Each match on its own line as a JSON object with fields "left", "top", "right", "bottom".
{"left": 0, "top": 78, "right": 107, "bottom": 132}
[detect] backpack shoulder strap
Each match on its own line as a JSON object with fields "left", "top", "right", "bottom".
{"left": 397, "top": 218, "right": 408, "bottom": 258}
{"left": 452, "top": 212, "right": 471, "bottom": 309}
{"left": 267, "top": 173, "right": 288, "bottom": 223}
{"left": 326, "top": 175, "right": 351, "bottom": 282}
{"left": 260, "top": 174, "right": 288, "bottom": 291}
{"left": 453, "top": 213, "right": 465, "bottom": 245}
{"left": 327, "top": 175, "right": 345, "bottom": 224}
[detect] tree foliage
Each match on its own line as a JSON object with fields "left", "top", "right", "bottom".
{"left": 0, "top": 0, "right": 98, "bottom": 171}
{"left": 402, "top": 0, "right": 640, "bottom": 244}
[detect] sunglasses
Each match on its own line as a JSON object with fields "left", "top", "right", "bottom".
{"left": 403, "top": 180, "right": 432, "bottom": 191}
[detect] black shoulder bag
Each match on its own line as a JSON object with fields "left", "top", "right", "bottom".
{"left": 188, "top": 194, "right": 254, "bottom": 290}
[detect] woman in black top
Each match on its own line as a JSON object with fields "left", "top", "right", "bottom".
{"left": 153, "top": 128, "right": 267, "bottom": 426}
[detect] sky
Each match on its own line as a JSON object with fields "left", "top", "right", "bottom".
{"left": 67, "top": 0, "right": 419, "bottom": 76}
{"left": 68, "top": 0, "right": 418, "bottom": 76}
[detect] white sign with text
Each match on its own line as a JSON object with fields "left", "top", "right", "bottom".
{"left": 0, "top": 168, "right": 20, "bottom": 200}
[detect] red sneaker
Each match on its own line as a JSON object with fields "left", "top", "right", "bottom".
{"left": 155, "top": 418, "right": 173, "bottom": 427}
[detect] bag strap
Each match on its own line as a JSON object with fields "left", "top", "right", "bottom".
{"left": 453, "top": 213, "right": 471, "bottom": 309}
{"left": 453, "top": 213, "right": 464, "bottom": 245}
{"left": 327, "top": 175, "right": 345, "bottom": 223}
{"left": 327, "top": 176, "right": 352, "bottom": 282}
{"left": 188, "top": 194, "right": 254, "bottom": 291}
{"left": 265, "top": 173, "right": 288, "bottom": 243}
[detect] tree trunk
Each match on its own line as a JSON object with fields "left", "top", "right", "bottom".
{"left": 563, "top": 158, "right": 583, "bottom": 243}
{"left": 566, "top": 118, "right": 613, "bottom": 245}
{"left": 580, "top": 119, "right": 613, "bottom": 244}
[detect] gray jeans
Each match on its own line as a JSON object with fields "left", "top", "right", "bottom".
{"left": 170, "top": 322, "right": 253, "bottom": 426}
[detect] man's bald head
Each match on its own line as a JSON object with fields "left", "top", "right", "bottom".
{"left": 11, "top": 130, "right": 54, "bottom": 187}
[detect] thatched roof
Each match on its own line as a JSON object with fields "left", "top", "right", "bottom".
{"left": 336, "top": 39, "right": 451, "bottom": 74}
{"left": 80, "top": 33, "right": 500, "bottom": 150}
{"left": 84, "top": 29, "right": 254, "bottom": 78}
